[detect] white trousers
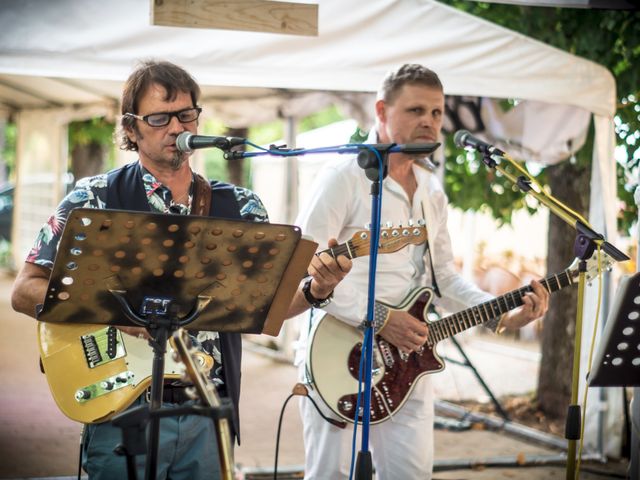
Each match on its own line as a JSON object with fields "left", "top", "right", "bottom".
{"left": 298, "top": 364, "right": 434, "bottom": 480}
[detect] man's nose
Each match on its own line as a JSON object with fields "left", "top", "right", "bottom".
{"left": 167, "top": 115, "right": 185, "bottom": 133}
{"left": 420, "top": 113, "right": 434, "bottom": 127}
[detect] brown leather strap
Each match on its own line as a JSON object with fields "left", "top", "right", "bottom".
{"left": 192, "top": 172, "right": 212, "bottom": 216}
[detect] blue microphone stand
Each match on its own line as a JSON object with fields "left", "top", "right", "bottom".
{"left": 223, "top": 139, "right": 438, "bottom": 480}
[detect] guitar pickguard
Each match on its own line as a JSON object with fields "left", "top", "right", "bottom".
{"left": 338, "top": 338, "right": 443, "bottom": 422}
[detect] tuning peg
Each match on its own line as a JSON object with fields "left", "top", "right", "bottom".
{"left": 364, "top": 223, "right": 371, "bottom": 230}
{"left": 385, "top": 221, "right": 393, "bottom": 228}
{"left": 417, "top": 219, "right": 425, "bottom": 226}
{"left": 408, "top": 219, "right": 414, "bottom": 226}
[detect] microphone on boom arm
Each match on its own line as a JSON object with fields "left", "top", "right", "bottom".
{"left": 176, "top": 132, "right": 246, "bottom": 154}
{"left": 453, "top": 130, "right": 504, "bottom": 156}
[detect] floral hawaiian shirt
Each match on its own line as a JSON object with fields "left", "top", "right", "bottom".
{"left": 27, "top": 163, "right": 269, "bottom": 393}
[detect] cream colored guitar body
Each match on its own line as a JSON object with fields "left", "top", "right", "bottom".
{"left": 38, "top": 322, "right": 183, "bottom": 423}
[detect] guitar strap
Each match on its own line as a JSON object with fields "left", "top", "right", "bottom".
{"left": 191, "top": 172, "right": 212, "bottom": 216}
{"left": 420, "top": 200, "right": 441, "bottom": 298}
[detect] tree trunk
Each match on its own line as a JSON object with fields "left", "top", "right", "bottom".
{"left": 537, "top": 158, "right": 591, "bottom": 418}
{"left": 226, "top": 127, "right": 247, "bottom": 187}
{"left": 70, "top": 142, "right": 105, "bottom": 181}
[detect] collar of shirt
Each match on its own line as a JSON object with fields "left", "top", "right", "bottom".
{"left": 139, "top": 164, "right": 194, "bottom": 215}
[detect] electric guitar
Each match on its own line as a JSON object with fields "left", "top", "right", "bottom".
{"left": 171, "top": 328, "right": 234, "bottom": 480}
{"left": 37, "top": 323, "right": 212, "bottom": 424}
{"left": 307, "top": 253, "right": 612, "bottom": 425}
{"left": 38, "top": 222, "right": 427, "bottom": 424}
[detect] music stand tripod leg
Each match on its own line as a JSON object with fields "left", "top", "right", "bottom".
{"left": 111, "top": 290, "right": 182, "bottom": 480}
{"left": 449, "top": 336, "right": 510, "bottom": 422}
{"left": 144, "top": 314, "right": 175, "bottom": 480}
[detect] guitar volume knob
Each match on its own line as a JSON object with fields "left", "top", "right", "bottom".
{"left": 75, "top": 389, "right": 91, "bottom": 401}
{"left": 339, "top": 399, "right": 354, "bottom": 412}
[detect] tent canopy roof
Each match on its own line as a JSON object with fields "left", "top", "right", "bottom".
{"left": 0, "top": 0, "right": 615, "bottom": 117}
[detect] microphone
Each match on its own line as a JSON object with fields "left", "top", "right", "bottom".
{"left": 176, "top": 132, "right": 246, "bottom": 153}
{"left": 453, "top": 130, "right": 503, "bottom": 156}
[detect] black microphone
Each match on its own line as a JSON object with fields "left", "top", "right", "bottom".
{"left": 176, "top": 132, "right": 246, "bottom": 153}
{"left": 453, "top": 130, "right": 503, "bottom": 155}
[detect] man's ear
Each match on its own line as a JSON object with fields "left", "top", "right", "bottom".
{"left": 124, "top": 125, "right": 137, "bottom": 143}
{"left": 375, "top": 99, "right": 386, "bottom": 124}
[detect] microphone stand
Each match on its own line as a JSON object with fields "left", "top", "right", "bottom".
{"left": 224, "top": 140, "right": 439, "bottom": 480}
{"left": 473, "top": 145, "right": 628, "bottom": 480}
{"left": 353, "top": 144, "right": 388, "bottom": 480}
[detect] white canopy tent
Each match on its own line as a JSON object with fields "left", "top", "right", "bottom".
{"left": 0, "top": 0, "right": 623, "bottom": 458}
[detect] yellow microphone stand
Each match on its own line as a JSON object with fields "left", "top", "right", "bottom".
{"left": 472, "top": 144, "right": 629, "bottom": 480}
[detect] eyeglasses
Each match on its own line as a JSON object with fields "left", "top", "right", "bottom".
{"left": 124, "top": 107, "right": 202, "bottom": 127}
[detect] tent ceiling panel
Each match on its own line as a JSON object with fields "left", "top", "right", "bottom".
{"left": 0, "top": 0, "right": 616, "bottom": 117}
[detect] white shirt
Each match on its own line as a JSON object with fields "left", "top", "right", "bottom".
{"left": 294, "top": 140, "right": 494, "bottom": 364}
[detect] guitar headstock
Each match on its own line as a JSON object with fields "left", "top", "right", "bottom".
{"left": 567, "top": 250, "right": 615, "bottom": 283}
{"left": 170, "top": 328, "right": 217, "bottom": 407}
{"left": 350, "top": 221, "right": 427, "bottom": 257}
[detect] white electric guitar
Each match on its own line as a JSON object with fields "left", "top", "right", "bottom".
{"left": 307, "top": 252, "right": 612, "bottom": 425}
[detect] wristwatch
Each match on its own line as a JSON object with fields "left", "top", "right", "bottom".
{"left": 302, "top": 277, "right": 333, "bottom": 308}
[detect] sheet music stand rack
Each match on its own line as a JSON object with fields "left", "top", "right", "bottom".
{"left": 588, "top": 271, "right": 640, "bottom": 480}
{"left": 37, "top": 208, "right": 317, "bottom": 480}
{"left": 588, "top": 271, "right": 640, "bottom": 387}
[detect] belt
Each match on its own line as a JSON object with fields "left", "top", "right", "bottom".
{"left": 143, "top": 385, "right": 192, "bottom": 404}
{"left": 162, "top": 385, "right": 192, "bottom": 404}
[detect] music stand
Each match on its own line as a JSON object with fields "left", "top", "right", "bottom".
{"left": 588, "top": 271, "right": 640, "bottom": 387}
{"left": 37, "top": 207, "right": 317, "bottom": 480}
{"left": 588, "top": 271, "right": 640, "bottom": 480}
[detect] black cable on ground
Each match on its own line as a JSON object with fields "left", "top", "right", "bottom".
{"left": 273, "top": 393, "right": 296, "bottom": 480}
{"left": 273, "top": 384, "right": 347, "bottom": 480}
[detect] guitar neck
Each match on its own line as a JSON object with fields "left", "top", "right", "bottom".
{"left": 427, "top": 268, "right": 575, "bottom": 344}
{"left": 317, "top": 240, "right": 359, "bottom": 260}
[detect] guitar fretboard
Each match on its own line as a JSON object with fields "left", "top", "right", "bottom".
{"left": 426, "top": 268, "right": 574, "bottom": 346}
{"left": 318, "top": 240, "right": 357, "bottom": 259}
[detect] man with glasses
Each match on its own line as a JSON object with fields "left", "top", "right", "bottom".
{"left": 11, "top": 60, "right": 351, "bottom": 479}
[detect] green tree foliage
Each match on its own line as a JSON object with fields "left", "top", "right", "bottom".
{"left": 439, "top": 1, "right": 640, "bottom": 232}
{"left": 68, "top": 117, "right": 114, "bottom": 146}
{"left": 68, "top": 117, "right": 116, "bottom": 172}
{"left": 1, "top": 122, "right": 16, "bottom": 180}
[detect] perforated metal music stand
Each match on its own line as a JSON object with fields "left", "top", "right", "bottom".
{"left": 38, "top": 208, "right": 316, "bottom": 335}
{"left": 588, "top": 271, "right": 640, "bottom": 480}
{"left": 37, "top": 207, "right": 317, "bottom": 480}
{"left": 588, "top": 271, "right": 640, "bottom": 387}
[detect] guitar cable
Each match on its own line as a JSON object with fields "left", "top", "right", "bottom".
{"left": 76, "top": 425, "right": 85, "bottom": 480}
{"left": 273, "top": 383, "right": 347, "bottom": 480}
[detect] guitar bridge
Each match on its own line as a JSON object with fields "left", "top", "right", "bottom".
{"left": 81, "top": 326, "right": 126, "bottom": 368}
